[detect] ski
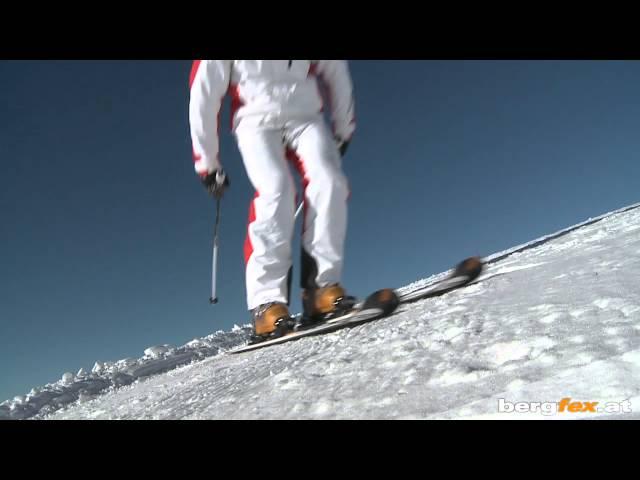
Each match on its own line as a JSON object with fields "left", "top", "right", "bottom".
{"left": 228, "top": 256, "right": 484, "bottom": 354}
{"left": 398, "top": 256, "right": 484, "bottom": 304}
{"left": 228, "top": 306, "right": 386, "bottom": 354}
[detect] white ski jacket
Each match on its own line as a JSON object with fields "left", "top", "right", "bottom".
{"left": 189, "top": 60, "right": 356, "bottom": 178}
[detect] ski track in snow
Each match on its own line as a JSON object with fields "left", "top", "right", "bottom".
{"left": 4, "top": 204, "right": 640, "bottom": 420}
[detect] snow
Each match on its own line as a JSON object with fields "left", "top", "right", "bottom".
{"left": 3, "top": 202, "right": 640, "bottom": 420}
{"left": 144, "top": 346, "right": 172, "bottom": 359}
{"left": 0, "top": 329, "right": 250, "bottom": 420}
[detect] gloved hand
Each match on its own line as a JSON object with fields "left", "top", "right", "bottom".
{"left": 336, "top": 136, "right": 350, "bottom": 157}
{"left": 201, "top": 169, "right": 230, "bottom": 199}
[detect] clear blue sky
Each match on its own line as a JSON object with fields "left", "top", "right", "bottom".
{"left": 2, "top": 60, "right": 640, "bottom": 402}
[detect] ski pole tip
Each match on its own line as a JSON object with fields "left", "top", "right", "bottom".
{"left": 210, "top": 297, "right": 219, "bottom": 305}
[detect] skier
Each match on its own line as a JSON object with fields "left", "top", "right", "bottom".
{"left": 189, "top": 60, "right": 356, "bottom": 341}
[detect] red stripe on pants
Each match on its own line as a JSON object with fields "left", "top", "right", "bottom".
{"left": 286, "top": 148, "right": 310, "bottom": 233}
{"left": 244, "top": 191, "right": 260, "bottom": 264}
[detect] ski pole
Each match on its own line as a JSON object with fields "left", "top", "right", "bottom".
{"left": 209, "top": 198, "right": 222, "bottom": 304}
{"left": 209, "top": 200, "right": 300, "bottom": 306}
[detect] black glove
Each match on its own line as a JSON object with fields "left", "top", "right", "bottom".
{"left": 201, "top": 169, "right": 230, "bottom": 199}
{"left": 336, "top": 137, "right": 350, "bottom": 157}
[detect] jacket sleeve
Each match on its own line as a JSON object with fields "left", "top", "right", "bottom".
{"left": 315, "top": 60, "right": 356, "bottom": 142}
{"left": 189, "top": 60, "right": 231, "bottom": 178}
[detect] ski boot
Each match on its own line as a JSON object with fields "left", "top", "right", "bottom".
{"left": 249, "top": 302, "right": 296, "bottom": 344}
{"left": 300, "top": 284, "right": 357, "bottom": 327}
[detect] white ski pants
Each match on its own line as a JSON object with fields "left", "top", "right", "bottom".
{"left": 236, "top": 115, "right": 350, "bottom": 311}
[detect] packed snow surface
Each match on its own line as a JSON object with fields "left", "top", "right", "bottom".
{"left": 3, "top": 203, "right": 640, "bottom": 420}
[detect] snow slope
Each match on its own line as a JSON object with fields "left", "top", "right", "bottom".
{"left": 4, "top": 203, "right": 640, "bottom": 420}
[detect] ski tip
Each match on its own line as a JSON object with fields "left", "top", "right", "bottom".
{"left": 362, "top": 288, "right": 400, "bottom": 315}
{"left": 454, "top": 256, "right": 484, "bottom": 281}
